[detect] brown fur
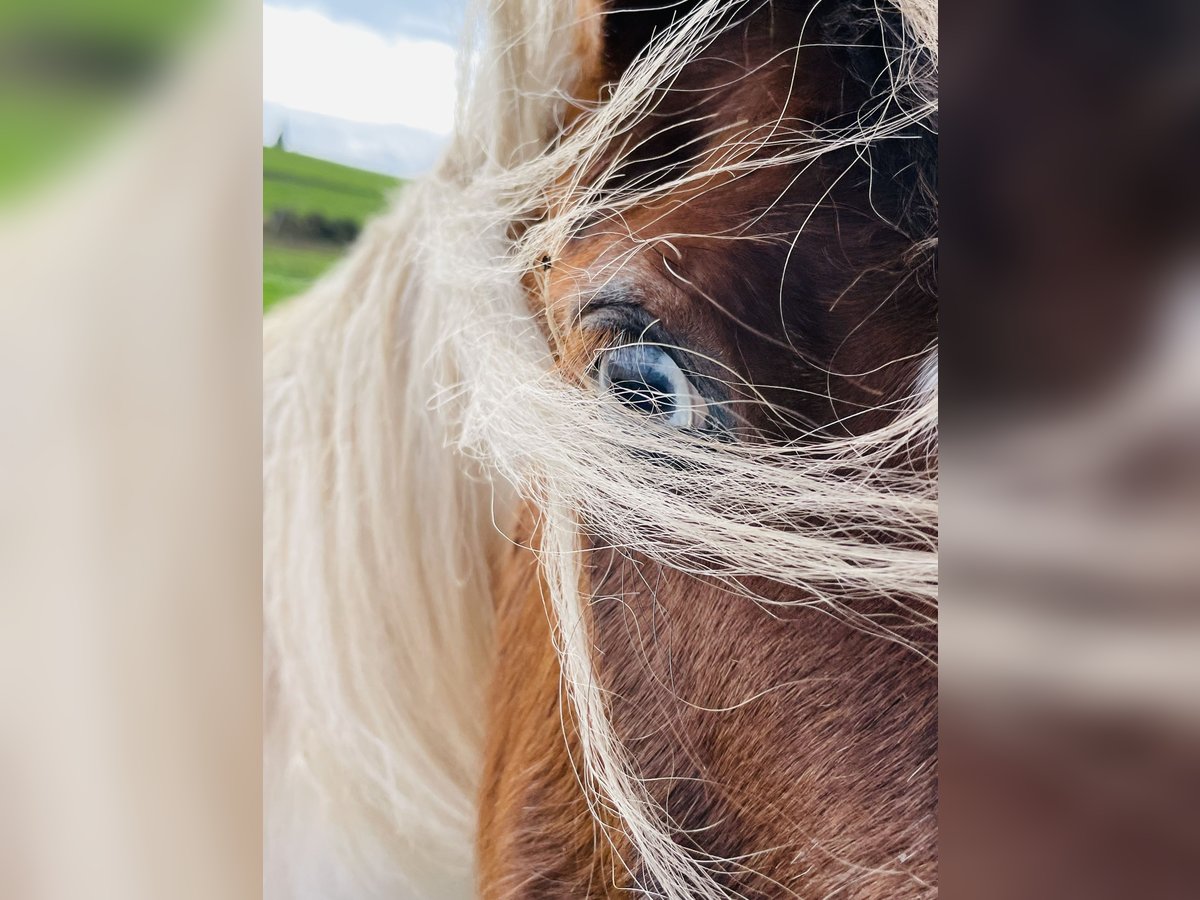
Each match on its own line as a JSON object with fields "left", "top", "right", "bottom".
{"left": 478, "top": 511, "right": 628, "bottom": 898}
{"left": 480, "top": 3, "right": 937, "bottom": 895}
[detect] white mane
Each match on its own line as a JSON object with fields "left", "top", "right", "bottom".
{"left": 264, "top": 1, "right": 938, "bottom": 897}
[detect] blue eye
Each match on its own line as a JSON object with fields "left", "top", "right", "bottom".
{"left": 597, "top": 344, "right": 706, "bottom": 429}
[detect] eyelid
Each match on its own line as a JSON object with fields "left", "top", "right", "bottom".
{"left": 576, "top": 302, "right": 651, "bottom": 337}
{"left": 578, "top": 302, "right": 677, "bottom": 362}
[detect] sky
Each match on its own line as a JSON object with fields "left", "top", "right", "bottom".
{"left": 262, "top": 0, "right": 467, "bottom": 175}
{"left": 268, "top": 0, "right": 466, "bottom": 43}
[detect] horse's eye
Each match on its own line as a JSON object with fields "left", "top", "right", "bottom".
{"left": 597, "top": 343, "right": 706, "bottom": 429}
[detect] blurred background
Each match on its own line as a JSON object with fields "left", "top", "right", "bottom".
{"left": 261, "top": 0, "right": 464, "bottom": 308}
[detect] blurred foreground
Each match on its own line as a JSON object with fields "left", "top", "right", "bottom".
{"left": 943, "top": 0, "right": 1200, "bottom": 896}
{"left": 0, "top": 3, "right": 260, "bottom": 900}
{"left": 0, "top": 1, "right": 1197, "bottom": 898}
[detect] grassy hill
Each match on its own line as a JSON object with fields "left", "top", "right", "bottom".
{"left": 263, "top": 146, "right": 402, "bottom": 310}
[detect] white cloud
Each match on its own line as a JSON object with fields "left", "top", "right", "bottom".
{"left": 263, "top": 4, "right": 457, "bottom": 134}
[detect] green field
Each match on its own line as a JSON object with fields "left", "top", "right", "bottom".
{"left": 262, "top": 146, "right": 402, "bottom": 311}
{"left": 263, "top": 241, "right": 344, "bottom": 310}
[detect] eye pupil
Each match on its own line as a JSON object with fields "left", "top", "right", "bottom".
{"left": 597, "top": 344, "right": 692, "bottom": 426}
{"left": 607, "top": 375, "right": 677, "bottom": 418}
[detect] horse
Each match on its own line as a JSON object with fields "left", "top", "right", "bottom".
{"left": 264, "top": 1, "right": 938, "bottom": 897}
